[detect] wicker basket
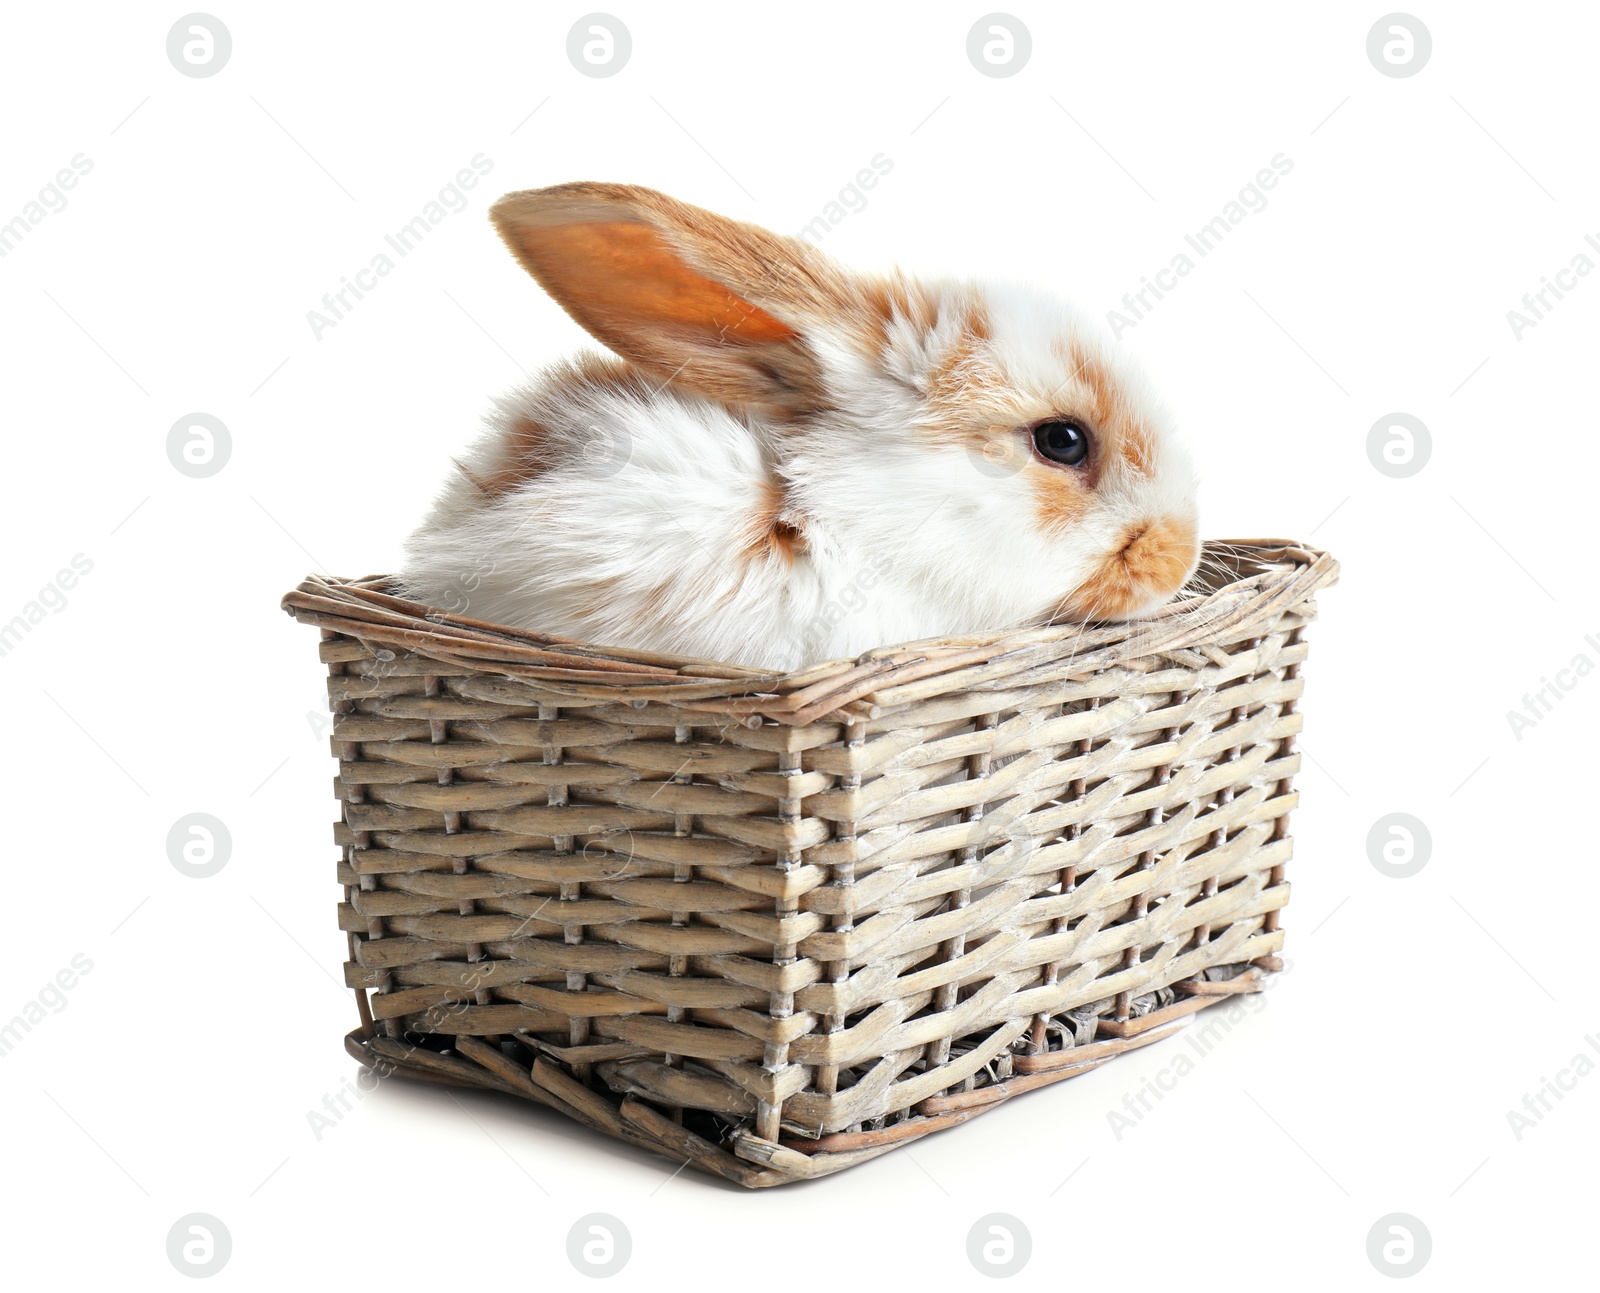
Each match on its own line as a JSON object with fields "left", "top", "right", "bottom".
{"left": 282, "top": 539, "right": 1337, "bottom": 1187}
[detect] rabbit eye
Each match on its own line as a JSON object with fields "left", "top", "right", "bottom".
{"left": 1033, "top": 419, "right": 1091, "bottom": 467}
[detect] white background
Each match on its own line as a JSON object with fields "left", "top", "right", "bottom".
{"left": 2, "top": 1, "right": 1596, "bottom": 1286}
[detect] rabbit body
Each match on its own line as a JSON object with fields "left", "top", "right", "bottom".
{"left": 397, "top": 184, "right": 1200, "bottom": 671}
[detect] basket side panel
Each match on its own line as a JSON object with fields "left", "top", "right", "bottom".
{"left": 324, "top": 635, "right": 804, "bottom": 1142}
{"left": 775, "top": 595, "right": 1319, "bottom": 1136}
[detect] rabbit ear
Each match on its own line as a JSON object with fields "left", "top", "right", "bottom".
{"left": 490, "top": 183, "right": 837, "bottom": 413}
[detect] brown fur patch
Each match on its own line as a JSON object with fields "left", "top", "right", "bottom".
{"left": 964, "top": 298, "right": 993, "bottom": 342}
{"left": 1059, "top": 343, "right": 1120, "bottom": 429}
{"left": 1118, "top": 417, "right": 1157, "bottom": 475}
{"left": 741, "top": 479, "right": 804, "bottom": 567}
{"left": 1054, "top": 340, "right": 1157, "bottom": 476}
{"left": 859, "top": 274, "right": 942, "bottom": 350}
{"left": 471, "top": 355, "right": 641, "bottom": 501}
{"left": 924, "top": 299, "right": 994, "bottom": 403}
{"left": 1028, "top": 462, "right": 1094, "bottom": 532}
{"left": 916, "top": 295, "right": 1052, "bottom": 454}
{"left": 1058, "top": 518, "right": 1198, "bottom": 620}
{"left": 475, "top": 410, "right": 560, "bottom": 500}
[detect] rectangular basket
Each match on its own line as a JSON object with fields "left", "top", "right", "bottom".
{"left": 283, "top": 539, "right": 1337, "bottom": 1187}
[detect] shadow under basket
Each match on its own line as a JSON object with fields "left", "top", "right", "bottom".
{"left": 282, "top": 539, "right": 1338, "bottom": 1187}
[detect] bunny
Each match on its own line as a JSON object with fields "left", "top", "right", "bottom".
{"left": 396, "top": 182, "right": 1199, "bottom": 672}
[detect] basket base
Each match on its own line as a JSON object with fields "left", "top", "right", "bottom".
{"left": 344, "top": 962, "right": 1278, "bottom": 1188}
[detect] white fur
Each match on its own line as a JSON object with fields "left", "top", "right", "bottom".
{"left": 397, "top": 277, "right": 1198, "bottom": 672}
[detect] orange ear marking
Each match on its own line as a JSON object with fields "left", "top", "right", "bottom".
{"left": 490, "top": 184, "right": 832, "bottom": 413}
{"left": 526, "top": 221, "right": 799, "bottom": 347}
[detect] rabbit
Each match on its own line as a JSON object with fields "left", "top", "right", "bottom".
{"left": 395, "top": 182, "right": 1200, "bottom": 672}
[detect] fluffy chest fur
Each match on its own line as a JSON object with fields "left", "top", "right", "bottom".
{"left": 398, "top": 368, "right": 1051, "bottom": 671}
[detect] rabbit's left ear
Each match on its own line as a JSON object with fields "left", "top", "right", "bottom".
{"left": 490, "top": 183, "right": 842, "bottom": 413}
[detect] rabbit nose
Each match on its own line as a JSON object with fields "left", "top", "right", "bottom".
{"left": 1060, "top": 518, "right": 1199, "bottom": 621}
{"left": 1118, "top": 518, "right": 1197, "bottom": 595}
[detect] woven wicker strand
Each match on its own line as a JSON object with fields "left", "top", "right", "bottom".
{"left": 285, "top": 539, "right": 1337, "bottom": 1186}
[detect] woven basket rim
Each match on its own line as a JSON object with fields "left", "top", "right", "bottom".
{"left": 281, "top": 537, "right": 1337, "bottom": 725}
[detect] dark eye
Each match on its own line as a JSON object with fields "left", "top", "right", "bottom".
{"left": 1033, "top": 419, "right": 1091, "bottom": 467}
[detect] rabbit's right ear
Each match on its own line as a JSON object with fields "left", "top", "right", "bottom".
{"left": 490, "top": 183, "right": 844, "bottom": 414}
